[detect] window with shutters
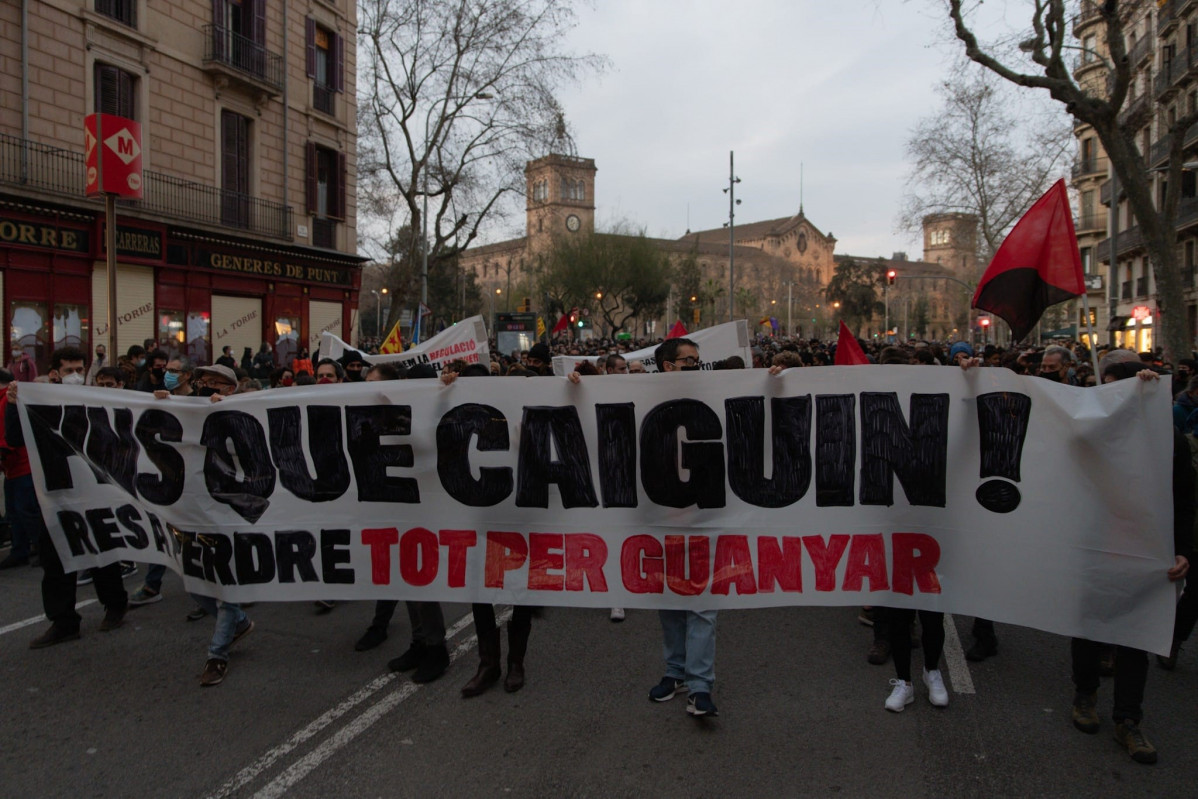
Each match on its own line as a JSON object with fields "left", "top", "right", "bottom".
{"left": 95, "top": 64, "right": 136, "bottom": 118}
{"left": 213, "top": 0, "right": 267, "bottom": 79}
{"left": 307, "top": 143, "right": 345, "bottom": 247}
{"left": 306, "top": 18, "right": 343, "bottom": 116}
{"left": 96, "top": 0, "right": 136, "bottom": 28}
{"left": 221, "top": 110, "right": 252, "bottom": 228}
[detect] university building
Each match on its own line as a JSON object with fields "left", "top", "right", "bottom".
{"left": 461, "top": 153, "right": 977, "bottom": 341}
{"left": 0, "top": 0, "right": 363, "bottom": 374}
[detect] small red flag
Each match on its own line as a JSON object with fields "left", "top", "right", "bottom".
{"left": 834, "top": 321, "right": 869, "bottom": 365}
{"left": 551, "top": 314, "right": 569, "bottom": 335}
{"left": 666, "top": 320, "right": 688, "bottom": 339}
{"left": 971, "top": 179, "right": 1084, "bottom": 342}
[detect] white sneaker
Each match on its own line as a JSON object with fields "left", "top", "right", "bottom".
{"left": 885, "top": 679, "right": 915, "bottom": 712}
{"left": 610, "top": 608, "right": 625, "bottom": 622}
{"left": 923, "top": 668, "right": 949, "bottom": 707}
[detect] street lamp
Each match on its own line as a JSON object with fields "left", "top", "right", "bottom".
{"left": 419, "top": 90, "right": 495, "bottom": 345}
{"left": 489, "top": 288, "right": 502, "bottom": 336}
{"left": 370, "top": 288, "right": 389, "bottom": 339}
{"left": 722, "top": 151, "right": 742, "bottom": 322}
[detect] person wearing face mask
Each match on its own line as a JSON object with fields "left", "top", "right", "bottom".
{"left": 85, "top": 344, "right": 107, "bottom": 386}
{"left": 1037, "top": 345, "right": 1077, "bottom": 385}
{"left": 292, "top": 348, "right": 314, "bottom": 378}
{"left": 134, "top": 349, "right": 169, "bottom": 393}
{"left": 162, "top": 357, "right": 194, "bottom": 396}
{"left": 310, "top": 359, "right": 345, "bottom": 614}
{"left": 339, "top": 351, "right": 368, "bottom": 382}
{"left": 6, "top": 348, "right": 129, "bottom": 648}
{"left": 216, "top": 346, "right": 237, "bottom": 371}
{"left": 525, "top": 342, "right": 553, "bottom": 376}
{"left": 269, "top": 367, "right": 295, "bottom": 388}
{"left": 603, "top": 337, "right": 718, "bottom": 717}
{"left": 252, "top": 342, "right": 275, "bottom": 381}
{"left": 160, "top": 364, "right": 255, "bottom": 685}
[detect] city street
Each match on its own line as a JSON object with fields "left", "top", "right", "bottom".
{"left": 1, "top": 564, "right": 1195, "bottom": 798}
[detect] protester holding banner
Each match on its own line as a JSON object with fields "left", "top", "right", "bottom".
{"left": 1067, "top": 362, "right": 1193, "bottom": 762}
{"left": 7, "top": 347, "right": 129, "bottom": 648}
{"left": 646, "top": 337, "right": 718, "bottom": 718}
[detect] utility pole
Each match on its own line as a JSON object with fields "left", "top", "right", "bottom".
{"left": 723, "top": 151, "right": 741, "bottom": 322}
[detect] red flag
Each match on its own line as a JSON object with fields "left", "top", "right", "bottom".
{"left": 551, "top": 314, "right": 569, "bottom": 335}
{"left": 666, "top": 320, "right": 688, "bottom": 339}
{"left": 971, "top": 179, "right": 1085, "bottom": 342}
{"left": 834, "top": 321, "right": 869, "bottom": 365}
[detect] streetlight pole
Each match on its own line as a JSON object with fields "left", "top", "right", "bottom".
{"left": 784, "top": 281, "right": 793, "bottom": 336}
{"left": 723, "top": 151, "right": 741, "bottom": 323}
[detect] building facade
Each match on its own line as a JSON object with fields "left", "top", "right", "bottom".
{"left": 1075, "top": 0, "right": 1198, "bottom": 353}
{"left": 0, "top": 0, "right": 363, "bottom": 374}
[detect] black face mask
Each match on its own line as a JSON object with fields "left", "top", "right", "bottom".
{"left": 1038, "top": 370, "right": 1063, "bottom": 383}
{"left": 680, "top": 365, "right": 702, "bottom": 372}
{"left": 195, "top": 386, "right": 221, "bottom": 397}
{"left": 151, "top": 368, "right": 165, "bottom": 380}
{"left": 346, "top": 369, "right": 364, "bottom": 382}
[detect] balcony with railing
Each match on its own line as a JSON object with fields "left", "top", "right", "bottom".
{"left": 1128, "top": 35, "right": 1151, "bottom": 68}
{"left": 1072, "top": 1, "right": 1102, "bottom": 34}
{"left": 1136, "top": 276, "right": 1149, "bottom": 297}
{"left": 1072, "top": 155, "right": 1109, "bottom": 179}
{"left": 202, "top": 25, "right": 284, "bottom": 96}
{"left": 0, "top": 132, "right": 292, "bottom": 239}
{"left": 1160, "top": 0, "right": 1180, "bottom": 33}
{"left": 313, "top": 83, "right": 336, "bottom": 116}
{"left": 1121, "top": 280, "right": 1133, "bottom": 300}
{"left": 1075, "top": 212, "right": 1106, "bottom": 233}
{"left": 1117, "top": 91, "right": 1152, "bottom": 127}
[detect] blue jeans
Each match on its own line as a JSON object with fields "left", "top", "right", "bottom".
{"left": 659, "top": 609, "right": 717, "bottom": 694}
{"left": 190, "top": 594, "right": 247, "bottom": 662}
{"left": 5, "top": 473, "right": 38, "bottom": 561}
{"left": 144, "top": 563, "right": 167, "bottom": 591}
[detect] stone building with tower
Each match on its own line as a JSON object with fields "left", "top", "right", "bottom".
{"left": 460, "top": 152, "right": 981, "bottom": 340}
{"left": 0, "top": 0, "right": 364, "bottom": 375}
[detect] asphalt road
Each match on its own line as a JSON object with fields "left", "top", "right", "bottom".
{"left": 1, "top": 562, "right": 1195, "bottom": 798}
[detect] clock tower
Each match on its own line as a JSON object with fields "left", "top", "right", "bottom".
{"left": 526, "top": 154, "right": 597, "bottom": 248}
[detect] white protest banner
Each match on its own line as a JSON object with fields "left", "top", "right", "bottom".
{"left": 16, "top": 368, "right": 1177, "bottom": 653}
{"left": 552, "top": 319, "right": 751, "bottom": 375}
{"left": 321, "top": 316, "right": 489, "bottom": 373}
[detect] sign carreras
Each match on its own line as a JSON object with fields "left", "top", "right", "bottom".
{"left": 197, "top": 249, "right": 353, "bottom": 286}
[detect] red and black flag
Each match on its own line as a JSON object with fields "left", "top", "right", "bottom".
{"left": 834, "top": 321, "right": 869, "bottom": 365}
{"left": 971, "top": 179, "right": 1085, "bottom": 342}
{"left": 666, "top": 320, "right": 688, "bottom": 339}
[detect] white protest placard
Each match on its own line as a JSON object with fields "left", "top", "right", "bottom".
{"left": 321, "top": 316, "right": 489, "bottom": 373}
{"left": 552, "top": 319, "right": 751, "bottom": 375}
{"left": 15, "top": 367, "right": 1178, "bottom": 654}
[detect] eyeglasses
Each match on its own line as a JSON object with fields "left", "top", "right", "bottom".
{"left": 670, "top": 356, "right": 700, "bottom": 367}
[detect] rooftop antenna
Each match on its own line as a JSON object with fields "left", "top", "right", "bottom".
{"left": 799, "top": 162, "right": 804, "bottom": 214}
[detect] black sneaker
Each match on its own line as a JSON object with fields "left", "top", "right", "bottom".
{"left": 687, "top": 692, "right": 718, "bottom": 717}
{"left": 119, "top": 562, "right": 138, "bottom": 580}
{"left": 965, "top": 637, "right": 998, "bottom": 662}
{"left": 29, "top": 623, "right": 81, "bottom": 649}
{"left": 388, "top": 641, "right": 426, "bottom": 672}
{"left": 1113, "top": 720, "right": 1157, "bottom": 764}
{"left": 648, "top": 677, "right": 686, "bottom": 702}
{"left": 186, "top": 606, "right": 208, "bottom": 622}
{"left": 99, "top": 605, "right": 127, "bottom": 632}
{"left": 200, "top": 658, "right": 228, "bottom": 687}
{"left": 412, "top": 643, "right": 450, "bottom": 683}
{"left": 76, "top": 569, "right": 94, "bottom": 586}
{"left": 355, "top": 626, "right": 388, "bottom": 651}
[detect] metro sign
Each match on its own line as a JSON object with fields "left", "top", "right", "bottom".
{"left": 84, "top": 113, "right": 143, "bottom": 198}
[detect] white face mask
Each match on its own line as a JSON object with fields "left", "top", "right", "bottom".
{"left": 60, "top": 373, "right": 85, "bottom": 386}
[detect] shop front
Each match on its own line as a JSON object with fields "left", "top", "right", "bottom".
{"left": 0, "top": 203, "right": 361, "bottom": 375}
{"left": 1113, "top": 304, "right": 1155, "bottom": 353}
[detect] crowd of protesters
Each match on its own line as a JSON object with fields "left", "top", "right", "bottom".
{"left": 0, "top": 329, "right": 1193, "bottom": 765}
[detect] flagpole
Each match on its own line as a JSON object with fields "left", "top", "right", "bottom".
{"left": 1081, "top": 291, "right": 1102, "bottom": 379}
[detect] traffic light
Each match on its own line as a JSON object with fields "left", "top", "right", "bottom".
{"left": 518, "top": 296, "right": 531, "bottom": 312}
{"left": 886, "top": 269, "right": 897, "bottom": 286}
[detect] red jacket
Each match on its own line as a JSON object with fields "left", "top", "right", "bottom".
{"left": 0, "top": 391, "right": 31, "bottom": 479}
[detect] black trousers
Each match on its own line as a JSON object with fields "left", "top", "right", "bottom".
{"left": 471, "top": 604, "right": 532, "bottom": 637}
{"left": 1071, "top": 638, "right": 1148, "bottom": 723}
{"left": 369, "top": 600, "right": 447, "bottom": 645}
{"left": 37, "top": 527, "right": 126, "bottom": 629}
{"left": 1174, "top": 580, "right": 1198, "bottom": 643}
{"left": 886, "top": 608, "right": 945, "bottom": 682}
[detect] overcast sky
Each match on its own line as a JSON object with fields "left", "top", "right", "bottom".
{"left": 532, "top": 0, "right": 1035, "bottom": 259}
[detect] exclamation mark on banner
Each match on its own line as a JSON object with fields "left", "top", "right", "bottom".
{"left": 974, "top": 392, "right": 1031, "bottom": 513}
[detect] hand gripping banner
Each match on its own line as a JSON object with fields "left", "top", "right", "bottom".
{"left": 15, "top": 367, "right": 1177, "bottom": 653}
